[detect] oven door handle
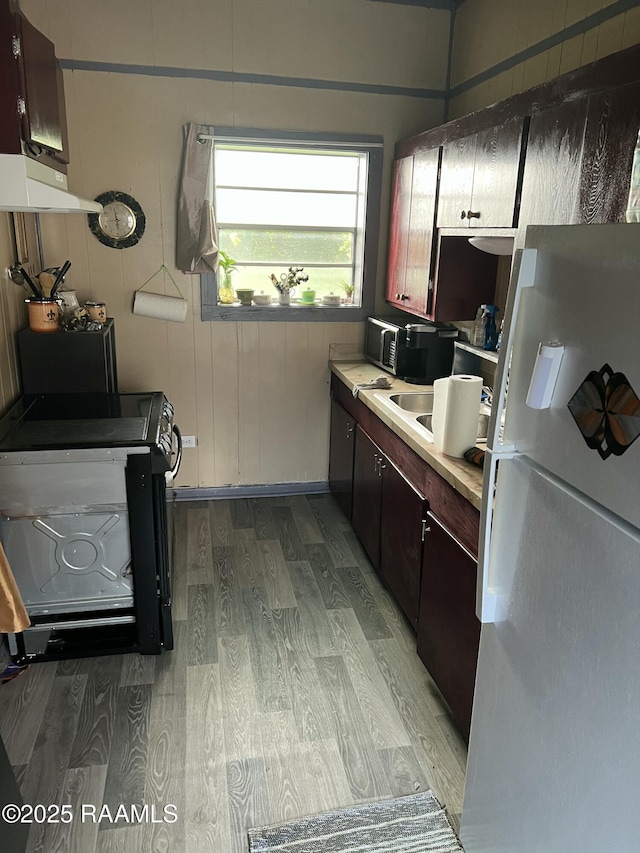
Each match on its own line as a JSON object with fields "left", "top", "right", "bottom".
{"left": 165, "top": 424, "right": 182, "bottom": 484}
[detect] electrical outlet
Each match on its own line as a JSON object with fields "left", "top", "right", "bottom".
{"left": 182, "top": 435, "right": 197, "bottom": 448}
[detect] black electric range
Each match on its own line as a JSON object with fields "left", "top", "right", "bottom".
{"left": 0, "top": 392, "right": 182, "bottom": 663}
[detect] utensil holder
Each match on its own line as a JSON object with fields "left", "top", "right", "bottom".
{"left": 25, "top": 299, "right": 60, "bottom": 333}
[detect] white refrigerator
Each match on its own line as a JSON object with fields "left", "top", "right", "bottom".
{"left": 460, "top": 224, "right": 640, "bottom": 852}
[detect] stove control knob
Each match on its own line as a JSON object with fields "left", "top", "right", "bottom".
{"left": 159, "top": 433, "right": 172, "bottom": 454}
{"left": 163, "top": 400, "right": 174, "bottom": 418}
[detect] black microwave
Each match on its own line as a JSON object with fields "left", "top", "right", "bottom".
{"left": 365, "top": 316, "right": 458, "bottom": 385}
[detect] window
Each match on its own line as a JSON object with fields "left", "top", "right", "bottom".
{"left": 200, "top": 129, "right": 383, "bottom": 321}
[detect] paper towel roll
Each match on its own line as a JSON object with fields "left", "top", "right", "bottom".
{"left": 133, "top": 290, "right": 188, "bottom": 323}
{"left": 431, "top": 374, "right": 483, "bottom": 457}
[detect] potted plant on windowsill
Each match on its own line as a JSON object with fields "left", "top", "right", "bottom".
{"left": 269, "top": 267, "right": 309, "bottom": 305}
{"left": 338, "top": 279, "right": 356, "bottom": 304}
{"left": 218, "top": 250, "right": 238, "bottom": 304}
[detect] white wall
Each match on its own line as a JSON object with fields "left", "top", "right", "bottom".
{"left": 20, "top": 0, "right": 450, "bottom": 488}
{"left": 449, "top": 0, "right": 640, "bottom": 117}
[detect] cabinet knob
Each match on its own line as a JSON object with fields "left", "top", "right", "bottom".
{"left": 467, "top": 210, "right": 481, "bottom": 219}
{"left": 400, "top": 294, "right": 409, "bottom": 301}
{"left": 346, "top": 422, "right": 355, "bottom": 438}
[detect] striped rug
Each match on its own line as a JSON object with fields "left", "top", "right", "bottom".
{"left": 247, "top": 791, "right": 464, "bottom": 853}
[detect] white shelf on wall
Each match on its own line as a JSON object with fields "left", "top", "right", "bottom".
{"left": 455, "top": 340, "right": 500, "bottom": 364}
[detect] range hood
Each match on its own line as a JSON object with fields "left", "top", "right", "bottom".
{"left": 0, "top": 154, "right": 102, "bottom": 214}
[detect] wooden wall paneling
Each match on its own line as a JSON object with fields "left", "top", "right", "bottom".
{"left": 257, "top": 321, "right": 286, "bottom": 485}
{"left": 0, "top": 214, "right": 24, "bottom": 412}
{"left": 283, "top": 322, "right": 310, "bottom": 483}
{"left": 518, "top": 97, "right": 589, "bottom": 227}
{"left": 385, "top": 156, "right": 413, "bottom": 303}
{"left": 306, "top": 323, "right": 332, "bottom": 483}
{"left": 403, "top": 148, "right": 440, "bottom": 316}
{"left": 579, "top": 81, "right": 640, "bottom": 223}
{"left": 192, "top": 298, "right": 216, "bottom": 487}
{"left": 211, "top": 322, "right": 240, "bottom": 487}
{"left": 238, "top": 323, "right": 261, "bottom": 484}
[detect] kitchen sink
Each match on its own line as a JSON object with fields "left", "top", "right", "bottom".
{"left": 418, "top": 409, "right": 490, "bottom": 440}
{"left": 388, "top": 392, "right": 434, "bottom": 413}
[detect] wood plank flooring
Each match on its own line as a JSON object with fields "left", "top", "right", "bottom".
{"left": 0, "top": 495, "right": 467, "bottom": 852}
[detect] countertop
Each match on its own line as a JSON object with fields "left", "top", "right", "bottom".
{"left": 329, "top": 360, "right": 484, "bottom": 512}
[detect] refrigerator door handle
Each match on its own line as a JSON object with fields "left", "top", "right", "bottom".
{"left": 477, "top": 447, "right": 516, "bottom": 623}
{"left": 487, "top": 247, "right": 538, "bottom": 454}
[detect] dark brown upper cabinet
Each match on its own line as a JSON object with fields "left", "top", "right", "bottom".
{"left": 385, "top": 156, "right": 414, "bottom": 308}
{"left": 386, "top": 148, "right": 440, "bottom": 315}
{"left": 0, "top": 0, "right": 69, "bottom": 169}
{"left": 437, "top": 119, "right": 527, "bottom": 229}
{"left": 579, "top": 80, "right": 640, "bottom": 224}
{"left": 518, "top": 99, "right": 588, "bottom": 227}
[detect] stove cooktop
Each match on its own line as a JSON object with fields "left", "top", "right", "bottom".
{"left": 0, "top": 393, "right": 164, "bottom": 452}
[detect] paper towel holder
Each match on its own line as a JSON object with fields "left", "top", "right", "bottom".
{"left": 132, "top": 264, "right": 188, "bottom": 323}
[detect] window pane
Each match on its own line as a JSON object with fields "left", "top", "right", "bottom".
{"left": 219, "top": 230, "right": 353, "bottom": 264}
{"left": 215, "top": 148, "right": 361, "bottom": 192}
{"left": 231, "top": 265, "right": 356, "bottom": 302}
{"left": 216, "top": 188, "right": 357, "bottom": 227}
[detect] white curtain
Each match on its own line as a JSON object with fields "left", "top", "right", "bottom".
{"left": 176, "top": 123, "right": 219, "bottom": 273}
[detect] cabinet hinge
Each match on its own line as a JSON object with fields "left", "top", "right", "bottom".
{"left": 12, "top": 35, "right": 21, "bottom": 59}
{"left": 17, "top": 96, "right": 26, "bottom": 117}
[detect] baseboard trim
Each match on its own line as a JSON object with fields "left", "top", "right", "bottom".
{"left": 171, "top": 482, "right": 330, "bottom": 501}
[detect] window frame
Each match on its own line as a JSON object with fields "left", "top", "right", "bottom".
{"left": 199, "top": 127, "right": 383, "bottom": 322}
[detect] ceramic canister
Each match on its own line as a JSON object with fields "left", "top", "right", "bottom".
{"left": 26, "top": 298, "right": 60, "bottom": 333}
{"left": 85, "top": 301, "right": 107, "bottom": 322}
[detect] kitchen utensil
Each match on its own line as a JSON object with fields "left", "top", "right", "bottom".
{"left": 39, "top": 271, "right": 56, "bottom": 298}
{"left": 51, "top": 260, "right": 71, "bottom": 297}
{"left": 9, "top": 265, "right": 41, "bottom": 299}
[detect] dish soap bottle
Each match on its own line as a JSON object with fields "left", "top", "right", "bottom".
{"left": 472, "top": 306, "right": 486, "bottom": 347}
{"left": 483, "top": 304, "right": 499, "bottom": 351}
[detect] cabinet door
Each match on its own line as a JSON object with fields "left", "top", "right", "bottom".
{"left": 519, "top": 98, "right": 588, "bottom": 226}
{"left": 401, "top": 148, "right": 440, "bottom": 316}
{"left": 579, "top": 81, "right": 640, "bottom": 224}
{"left": 385, "top": 156, "right": 413, "bottom": 304}
{"left": 351, "top": 426, "right": 383, "bottom": 570}
{"left": 17, "top": 11, "right": 68, "bottom": 163}
{"left": 470, "top": 119, "right": 525, "bottom": 227}
{"left": 328, "top": 400, "right": 356, "bottom": 521}
{"left": 417, "top": 511, "right": 480, "bottom": 739}
{"left": 379, "top": 460, "right": 427, "bottom": 628}
{"left": 436, "top": 134, "right": 476, "bottom": 227}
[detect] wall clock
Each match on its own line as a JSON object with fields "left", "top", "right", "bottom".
{"left": 88, "top": 191, "right": 146, "bottom": 249}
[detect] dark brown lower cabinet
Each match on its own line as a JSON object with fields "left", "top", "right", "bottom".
{"left": 379, "top": 461, "right": 426, "bottom": 629}
{"left": 328, "top": 400, "right": 356, "bottom": 520}
{"left": 351, "top": 425, "right": 427, "bottom": 628}
{"left": 417, "top": 510, "right": 481, "bottom": 740}
{"left": 351, "top": 426, "right": 383, "bottom": 569}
